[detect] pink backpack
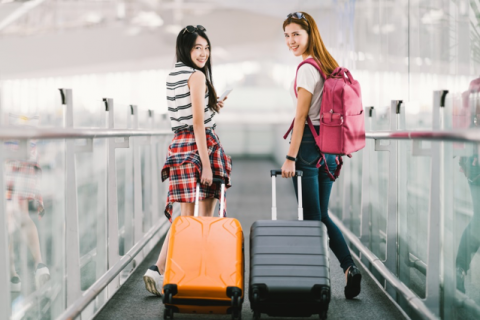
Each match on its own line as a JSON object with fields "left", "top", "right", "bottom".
{"left": 284, "top": 58, "right": 365, "bottom": 181}
{"left": 454, "top": 78, "right": 480, "bottom": 130}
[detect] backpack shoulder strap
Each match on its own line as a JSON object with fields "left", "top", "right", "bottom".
{"left": 293, "top": 58, "right": 326, "bottom": 98}
{"left": 285, "top": 58, "right": 327, "bottom": 139}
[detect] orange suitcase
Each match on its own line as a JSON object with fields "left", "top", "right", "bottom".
{"left": 162, "top": 178, "right": 244, "bottom": 320}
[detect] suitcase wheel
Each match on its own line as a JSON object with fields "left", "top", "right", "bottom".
{"left": 319, "top": 309, "right": 327, "bottom": 320}
{"left": 163, "top": 291, "right": 173, "bottom": 304}
{"left": 163, "top": 308, "right": 174, "bottom": 320}
{"left": 231, "top": 291, "right": 241, "bottom": 308}
{"left": 231, "top": 309, "right": 242, "bottom": 320}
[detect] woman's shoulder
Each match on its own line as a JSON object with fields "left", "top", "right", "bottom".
{"left": 188, "top": 69, "right": 206, "bottom": 85}
{"left": 298, "top": 63, "right": 321, "bottom": 78}
{"left": 169, "top": 62, "right": 197, "bottom": 76}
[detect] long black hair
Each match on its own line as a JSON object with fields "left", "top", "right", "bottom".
{"left": 176, "top": 27, "right": 219, "bottom": 113}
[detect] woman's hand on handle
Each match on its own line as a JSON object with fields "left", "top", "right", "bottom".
{"left": 281, "top": 159, "right": 296, "bottom": 178}
{"left": 201, "top": 165, "right": 213, "bottom": 186}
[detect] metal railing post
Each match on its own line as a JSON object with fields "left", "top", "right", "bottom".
{"left": 360, "top": 107, "right": 374, "bottom": 253}
{"left": 122, "top": 106, "right": 134, "bottom": 256}
{"left": 396, "top": 101, "right": 411, "bottom": 310}
{"left": 441, "top": 91, "right": 455, "bottom": 319}
{"left": 424, "top": 90, "right": 448, "bottom": 316}
{"left": 374, "top": 100, "right": 402, "bottom": 296}
{"left": 143, "top": 111, "right": 153, "bottom": 228}
{"left": 131, "top": 106, "right": 144, "bottom": 246}
{"left": 105, "top": 98, "right": 129, "bottom": 297}
{"left": 149, "top": 110, "right": 160, "bottom": 225}
{"left": 62, "top": 88, "right": 82, "bottom": 306}
{"left": 0, "top": 139, "right": 11, "bottom": 320}
{"left": 92, "top": 103, "right": 109, "bottom": 309}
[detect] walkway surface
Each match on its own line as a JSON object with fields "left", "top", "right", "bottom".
{"left": 94, "top": 158, "right": 407, "bottom": 320}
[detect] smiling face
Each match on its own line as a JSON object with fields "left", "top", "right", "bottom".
{"left": 284, "top": 23, "right": 309, "bottom": 58}
{"left": 190, "top": 35, "right": 209, "bottom": 69}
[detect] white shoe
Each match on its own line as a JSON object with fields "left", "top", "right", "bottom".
{"left": 35, "top": 263, "right": 50, "bottom": 289}
{"left": 11, "top": 276, "right": 21, "bottom": 292}
{"left": 143, "top": 265, "right": 163, "bottom": 296}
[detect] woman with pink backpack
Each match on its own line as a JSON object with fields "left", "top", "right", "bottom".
{"left": 281, "top": 11, "right": 362, "bottom": 299}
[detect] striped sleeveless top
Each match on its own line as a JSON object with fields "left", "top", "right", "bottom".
{"left": 166, "top": 62, "right": 216, "bottom": 132}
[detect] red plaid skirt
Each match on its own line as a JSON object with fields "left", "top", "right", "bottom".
{"left": 161, "top": 127, "right": 232, "bottom": 221}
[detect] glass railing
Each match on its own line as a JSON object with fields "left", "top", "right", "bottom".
{"left": 329, "top": 91, "right": 480, "bottom": 320}
{"left": 3, "top": 87, "right": 480, "bottom": 320}
{"left": 0, "top": 89, "right": 172, "bottom": 320}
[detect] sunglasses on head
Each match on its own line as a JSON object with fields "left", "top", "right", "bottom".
{"left": 287, "top": 12, "right": 307, "bottom": 22}
{"left": 183, "top": 25, "right": 207, "bottom": 34}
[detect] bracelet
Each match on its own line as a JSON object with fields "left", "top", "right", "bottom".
{"left": 286, "top": 155, "right": 296, "bottom": 161}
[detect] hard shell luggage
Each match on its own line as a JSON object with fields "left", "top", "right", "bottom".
{"left": 249, "top": 170, "right": 330, "bottom": 320}
{"left": 162, "top": 178, "right": 244, "bottom": 320}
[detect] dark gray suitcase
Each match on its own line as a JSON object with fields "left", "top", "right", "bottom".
{"left": 249, "top": 170, "right": 330, "bottom": 320}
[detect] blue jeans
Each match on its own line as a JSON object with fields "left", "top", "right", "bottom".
{"left": 292, "top": 125, "right": 355, "bottom": 273}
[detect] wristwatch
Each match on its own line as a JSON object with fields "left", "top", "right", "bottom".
{"left": 286, "top": 155, "right": 296, "bottom": 161}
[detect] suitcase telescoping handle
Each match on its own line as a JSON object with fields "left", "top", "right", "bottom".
{"left": 270, "top": 170, "right": 303, "bottom": 221}
{"left": 194, "top": 177, "right": 225, "bottom": 218}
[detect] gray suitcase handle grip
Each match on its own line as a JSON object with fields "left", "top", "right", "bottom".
{"left": 270, "top": 170, "right": 303, "bottom": 177}
{"left": 271, "top": 170, "right": 303, "bottom": 221}
{"left": 194, "top": 178, "right": 225, "bottom": 218}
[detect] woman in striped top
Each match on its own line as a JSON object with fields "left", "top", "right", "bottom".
{"left": 143, "top": 25, "right": 232, "bottom": 296}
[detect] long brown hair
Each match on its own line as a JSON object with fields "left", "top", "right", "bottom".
{"left": 283, "top": 12, "right": 339, "bottom": 78}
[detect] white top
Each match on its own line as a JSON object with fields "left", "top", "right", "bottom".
{"left": 290, "top": 57, "right": 325, "bottom": 126}
{"left": 166, "top": 62, "right": 216, "bottom": 132}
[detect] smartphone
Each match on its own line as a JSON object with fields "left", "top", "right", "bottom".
{"left": 218, "top": 88, "right": 233, "bottom": 102}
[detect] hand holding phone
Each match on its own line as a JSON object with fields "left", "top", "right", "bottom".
{"left": 217, "top": 88, "right": 233, "bottom": 102}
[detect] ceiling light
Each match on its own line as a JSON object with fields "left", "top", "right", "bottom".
{"left": 131, "top": 11, "right": 164, "bottom": 29}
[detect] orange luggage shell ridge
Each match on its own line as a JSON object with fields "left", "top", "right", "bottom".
{"left": 163, "top": 216, "right": 244, "bottom": 314}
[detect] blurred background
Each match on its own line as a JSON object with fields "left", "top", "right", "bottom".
{"left": 1, "top": 1, "right": 479, "bottom": 320}
{"left": 1, "top": 0, "right": 477, "bottom": 133}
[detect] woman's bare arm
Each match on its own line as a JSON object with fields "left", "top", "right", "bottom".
{"left": 281, "top": 87, "right": 313, "bottom": 178}
{"left": 189, "top": 71, "right": 213, "bottom": 185}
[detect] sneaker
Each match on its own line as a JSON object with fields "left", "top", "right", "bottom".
{"left": 143, "top": 265, "right": 163, "bottom": 296}
{"left": 11, "top": 276, "right": 21, "bottom": 292}
{"left": 456, "top": 267, "right": 466, "bottom": 293}
{"left": 345, "top": 265, "right": 362, "bottom": 299}
{"left": 35, "top": 263, "right": 50, "bottom": 289}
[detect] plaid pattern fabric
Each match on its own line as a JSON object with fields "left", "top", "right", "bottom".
{"left": 161, "top": 127, "right": 232, "bottom": 221}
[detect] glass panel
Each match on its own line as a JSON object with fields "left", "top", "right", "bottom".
{"left": 449, "top": 144, "right": 480, "bottom": 318}
{"left": 116, "top": 147, "right": 134, "bottom": 256}
{"left": 6, "top": 139, "right": 66, "bottom": 319}
{"left": 397, "top": 138, "right": 429, "bottom": 298}
{"left": 141, "top": 145, "right": 152, "bottom": 231}
{"left": 76, "top": 138, "right": 107, "bottom": 291}
{"left": 348, "top": 149, "right": 364, "bottom": 237}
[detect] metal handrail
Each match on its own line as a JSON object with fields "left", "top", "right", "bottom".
{"left": 1, "top": 127, "right": 480, "bottom": 143}
{"left": 330, "top": 94, "right": 480, "bottom": 319}
{"left": 366, "top": 129, "right": 480, "bottom": 143}
{"left": 0, "top": 127, "right": 172, "bottom": 140}
{"left": 0, "top": 89, "right": 175, "bottom": 320}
